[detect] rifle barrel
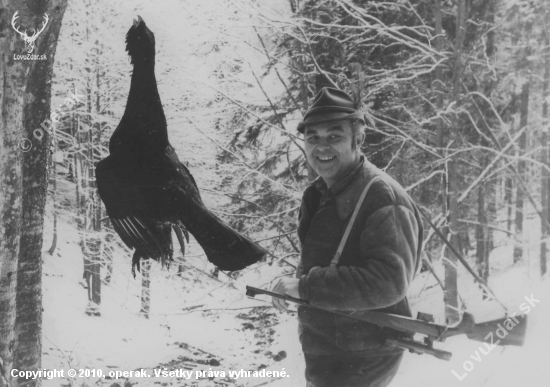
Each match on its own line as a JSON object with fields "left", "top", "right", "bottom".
{"left": 245, "top": 285, "right": 526, "bottom": 360}
{"left": 386, "top": 338, "right": 452, "bottom": 361}
{"left": 246, "top": 286, "right": 454, "bottom": 361}
{"left": 246, "top": 286, "right": 447, "bottom": 338}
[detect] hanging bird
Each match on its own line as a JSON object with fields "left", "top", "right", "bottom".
{"left": 96, "top": 16, "right": 266, "bottom": 276}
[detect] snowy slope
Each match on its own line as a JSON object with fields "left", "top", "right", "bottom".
{"left": 43, "top": 177, "right": 304, "bottom": 387}
{"left": 42, "top": 176, "right": 550, "bottom": 387}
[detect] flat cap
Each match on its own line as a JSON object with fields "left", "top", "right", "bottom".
{"left": 297, "top": 87, "right": 364, "bottom": 133}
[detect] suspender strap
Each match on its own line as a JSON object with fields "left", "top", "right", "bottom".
{"left": 329, "top": 176, "right": 382, "bottom": 268}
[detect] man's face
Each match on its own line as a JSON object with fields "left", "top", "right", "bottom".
{"left": 304, "top": 120, "right": 363, "bottom": 187}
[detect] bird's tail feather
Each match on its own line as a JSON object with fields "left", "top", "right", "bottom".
{"left": 182, "top": 210, "right": 266, "bottom": 271}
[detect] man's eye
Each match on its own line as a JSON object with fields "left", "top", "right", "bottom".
{"left": 307, "top": 136, "right": 318, "bottom": 143}
{"left": 328, "top": 135, "right": 342, "bottom": 142}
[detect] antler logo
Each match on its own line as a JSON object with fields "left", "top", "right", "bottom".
{"left": 12, "top": 11, "right": 49, "bottom": 54}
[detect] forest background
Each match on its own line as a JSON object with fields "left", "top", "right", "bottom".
{"left": 1, "top": 0, "right": 549, "bottom": 386}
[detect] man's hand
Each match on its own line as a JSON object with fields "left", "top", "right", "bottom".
{"left": 271, "top": 277, "right": 300, "bottom": 313}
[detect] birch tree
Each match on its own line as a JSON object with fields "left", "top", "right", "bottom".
{"left": 0, "top": 2, "right": 68, "bottom": 386}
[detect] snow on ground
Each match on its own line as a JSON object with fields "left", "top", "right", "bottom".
{"left": 393, "top": 270, "right": 550, "bottom": 387}
{"left": 392, "top": 207, "right": 550, "bottom": 387}
{"left": 42, "top": 177, "right": 304, "bottom": 387}
{"left": 41, "top": 175, "right": 550, "bottom": 387}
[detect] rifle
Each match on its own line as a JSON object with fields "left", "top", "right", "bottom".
{"left": 245, "top": 286, "right": 527, "bottom": 361}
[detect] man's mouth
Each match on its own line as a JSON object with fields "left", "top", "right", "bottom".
{"left": 317, "top": 156, "right": 336, "bottom": 162}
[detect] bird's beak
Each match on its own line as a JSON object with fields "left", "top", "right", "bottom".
{"left": 133, "top": 15, "right": 143, "bottom": 27}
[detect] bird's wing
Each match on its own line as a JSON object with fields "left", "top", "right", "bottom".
{"left": 165, "top": 145, "right": 200, "bottom": 192}
{"left": 165, "top": 156, "right": 267, "bottom": 271}
{"left": 110, "top": 216, "right": 167, "bottom": 259}
{"left": 96, "top": 155, "right": 170, "bottom": 260}
{"left": 97, "top": 149, "right": 265, "bottom": 272}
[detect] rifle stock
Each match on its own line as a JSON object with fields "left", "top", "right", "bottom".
{"left": 245, "top": 286, "right": 527, "bottom": 361}
{"left": 443, "top": 313, "right": 527, "bottom": 346}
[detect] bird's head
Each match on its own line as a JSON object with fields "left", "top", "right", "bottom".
{"left": 125, "top": 16, "right": 155, "bottom": 64}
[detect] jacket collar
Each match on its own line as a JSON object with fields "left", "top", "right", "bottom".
{"left": 314, "top": 156, "right": 379, "bottom": 220}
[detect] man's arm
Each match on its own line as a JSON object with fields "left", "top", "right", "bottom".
{"left": 298, "top": 203, "right": 420, "bottom": 311}
{"left": 270, "top": 195, "right": 309, "bottom": 312}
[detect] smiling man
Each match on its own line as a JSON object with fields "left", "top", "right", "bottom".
{"left": 271, "top": 88, "right": 424, "bottom": 387}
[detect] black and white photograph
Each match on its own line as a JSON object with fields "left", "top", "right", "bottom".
{"left": 0, "top": 0, "right": 548, "bottom": 386}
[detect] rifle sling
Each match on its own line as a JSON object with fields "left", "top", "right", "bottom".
{"left": 330, "top": 176, "right": 382, "bottom": 268}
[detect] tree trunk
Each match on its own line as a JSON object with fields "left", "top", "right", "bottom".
{"left": 82, "top": 126, "right": 102, "bottom": 316}
{"left": 433, "top": 0, "right": 458, "bottom": 316}
{"left": 514, "top": 82, "right": 529, "bottom": 263}
{"left": 104, "top": 215, "right": 114, "bottom": 285}
{"left": 476, "top": 0, "right": 495, "bottom": 293}
{"left": 77, "top": 69, "right": 102, "bottom": 315}
{"left": 443, "top": 0, "right": 467, "bottom": 325}
{"left": 303, "top": 59, "right": 316, "bottom": 182}
{"left": 476, "top": 166, "right": 492, "bottom": 296}
{"left": 48, "top": 126, "right": 58, "bottom": 255}
{"left": 433, "top": 0, "right": 445, "bottom": 149}
{"left": 85, "top": 156, "right": 102, "bottom": 316}
{"left": 0, "top": 2, "right": 68, "bottom": 386}
{"left": 140, "top": 260, "right": 152, "bottom": 319}
{"left": 291, "top": 1, "right": 316, "bottom": 182}
{"left": 476, "top": 183, "right": 487, "bottom": 280}
{"left": 433, "top": 0, "right": 455, "bottom": 316}
{"left": 505, "top": 176, "right": 513, "bottom": 232}
{"left": 73, "top": 114, "right": 80, "bottom": 212}
{"left": 542, "top": 23, "right": 549, "bottom": 277}
{"left": 0, "top": 30, "right": 25, "bottom": 387}
{"left": 444, "top": 161, "right": 460, "bottom": 324}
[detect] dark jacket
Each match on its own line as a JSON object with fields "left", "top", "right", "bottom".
{"left": 296, "top": 156, "right": 423, "bottom": 356}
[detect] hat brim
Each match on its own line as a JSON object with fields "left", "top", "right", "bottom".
{"left": 297, "top": 111, "right": 365, "bottom": 133}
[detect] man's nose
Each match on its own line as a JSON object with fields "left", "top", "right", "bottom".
{"left": 317, "top": 143, "right": 331, "bottom": 151}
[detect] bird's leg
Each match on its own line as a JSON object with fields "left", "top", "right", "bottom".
{"left": 164, "top": 245, "right": 174, "bottom": 269}
{"left": 173, "top": 222, "right": 190, "bottom": 274}
{"left": 212, "top": 267, "right": 219, "bottom": 278}
{"left": 160, "top": 223, "right": 174, "bottom": 269}
{"left": 132, "top": 250, "right": 143, "bottom": 278}
{"left": 173, "top": 223, "right": 187, "bottom": 257}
